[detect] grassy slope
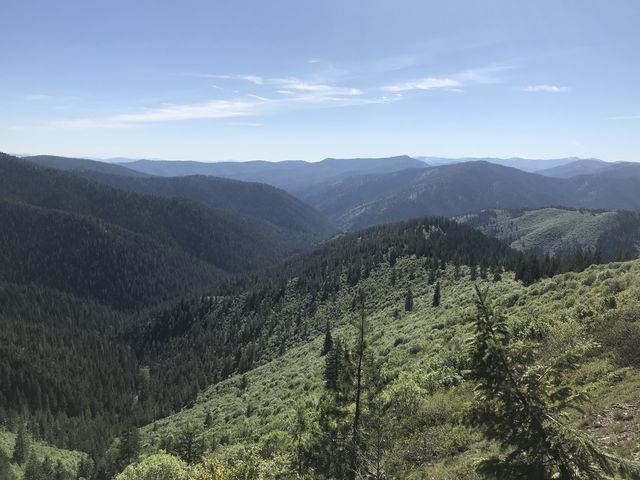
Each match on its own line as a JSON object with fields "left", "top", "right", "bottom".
{"left": 0, "top": 430, "right": 85, "bottom": 478}
{"left": 457, "top": 208, "right": 620, "bottom": 256}
{"left": 139, "top": 256, "right": 640, "bottom": 476}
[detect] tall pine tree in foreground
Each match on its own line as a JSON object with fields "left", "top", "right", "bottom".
{"left": 467, "top": 286, "right": 640, "bottom": 479}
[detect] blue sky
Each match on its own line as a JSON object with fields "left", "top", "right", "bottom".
{"left": 2, "top": 0, "right": 639, "bottom": 161}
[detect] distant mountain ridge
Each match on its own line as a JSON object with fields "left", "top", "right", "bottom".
{"left": 298, "top": 160, "right": 640, "bottom": 230}
{"left": 118, "top": 155, "right": 426, "bottom": 191}
{"left": 24, "top": 154, "right": 151, "bottom": 177}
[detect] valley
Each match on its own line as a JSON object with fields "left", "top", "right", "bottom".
{"left": 1, "top": 152, "right": 640, "bottom": 479}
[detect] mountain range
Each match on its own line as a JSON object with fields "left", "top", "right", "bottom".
{"left": 1, "top": 153, "right": 337, "bottom": 308}
{"left": 297, "top": 160, "right": 640, "bottom": 230}
{"left": 2, "top": 150, "right": 640, "bottom": 479}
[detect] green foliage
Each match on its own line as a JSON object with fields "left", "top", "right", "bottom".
{"left": 594, "top": 314, "right": 640, "bottom": 368}
{"left": 115, "top": 453, "right": 190, "bottom": 480}
{"left": 140, "top": 258, "right": 640, "bottom": 479}
{"left": 467, "top": 286, "right": 640, "bottom": 479}
{"left": 458, "top": 207, "right": 640, "bottom": 262}
{"left": 0, "top": 449, "right": 14, "bottom": 480}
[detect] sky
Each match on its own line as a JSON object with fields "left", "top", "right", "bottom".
{"left": 1, "top": 0, "right": 639, "bottom": 161}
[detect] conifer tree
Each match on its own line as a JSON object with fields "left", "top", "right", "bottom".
{"left": 118, "top": 428, "right": 140, "bottom": 469}
{"left": 174, "top": 424, "right": 204, "bottom": 464}
{"left": 321, "top": 320, "right": 333, "bottom": 356}
{"left": 467, "top": 286, "right": 640, "bottom": 479}
{"left": 470, "top": 264, "right": 478, "bottom": 281}
{"left": 11, "top": 422, "right": 30, "bottom": 465}
{"left": 324, "top": 339, "right": 343, "bottom": 390}
{"left": 404, "top": 288, "right": 413, "bottom": 312}
{"left": 22, "top": 453, "right": 40, "bottom": 480}
{"left": 350, "top": 292, "right": 367, "bottom": 478}
{"left": 432, "top": 282, "right": 441, "bottom": 307}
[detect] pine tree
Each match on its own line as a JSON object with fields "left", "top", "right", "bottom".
{"left": 404, "top": 288, "right": 413, "bottom": 312}
{"left": 350, "top": 293, "right": 367, "bottom": 478}
{"left": 292, "top": 403, "right": 308, "bottom": 475}
{"left": 203, "top": 412, "right": 213, "bottom": 428}
{"left": 117, "top": 428, "right": 140, "bottom": 470}
{"left": 467, "top": 286, "right": 640, "bottom": 479}
{"left": 324, "top": 339, "right": 343, "bottom": 390}
{"left": 432, "top": 282, "right": 441, "bottom": 307}
{"left": 22, "top": 453, "right": 40, "bottom": 480}
{"left": 174, "top": 424, "right": 204, "bottom": 464}
{"left": 321, "top": 320, "right": 333, "bottom": 356}
{"left": 11, "top": 422, "right": 30, "bottom": 465}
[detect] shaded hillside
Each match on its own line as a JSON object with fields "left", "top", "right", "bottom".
{"left": 0, "top": 199, "right": 221, "bottom": 309}
{"left": 457, "top": 208, "right": 640, "bottom": 261}
{"left": 120, "top": 155, "right": 425, "bottom": 191}
{"left": 0, "top": 153, "right": 310, "bottom": 274}
{"left": 416, "top": 156, "right": 595, "bottom": 172}
{"left": 0, "top": 282, "right": 139, "bottom": 452}
{"left": 536, "top": 158, "right": 610, "bottom": 178}
{"left": 299, "top": 161, "right": 640, "bottom": 230}
{"left": 23, "top": 154, "right": 151, "bottom": 177}
{"left": 61, "top": 171, "right": 336, "bottom": 243}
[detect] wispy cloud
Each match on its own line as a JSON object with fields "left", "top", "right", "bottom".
{"left": 607, "top": 114, "right": 640, "bottom": 121}
{"left": 382, "top": 77, "right": 461, "bottom": 92}
{"left": 521, "top": 84, "right": 569, "bottom": 93}
{"left": 381, "top": 66, "right": 512, "bottom": 92}
{"left": 205, "top": 73, "right": 363, "bottom": 96}
{"left": 53, "top": 90, "right": 385, "bottom": 129}
{"left": 53, "top": 63, "right": 513, "bottom": 128}
{"left": 54, "top": 98, "right": 272, "bottom": 128}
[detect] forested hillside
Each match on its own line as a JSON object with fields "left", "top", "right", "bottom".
{"left": 134, "top": 248, "right": 640, "bottom": 479}
{"left": 299, "top": 161, "right": 640, "bottom": 230}
{"left": 0, "top": 282, "right": 138, "bottom": 454}
{"left": 22, "top": 155, "right": 336, "bottom": 244}
{"left": 0, "top": 212, "right": 605, "bottom": 478}
{"left": 2, "top": 152, "right": 639, "bottom": 479}
{"left": 22, "top": 155, "right": 150, "bottom": 178}
{"left": 457, "top": 208, "right": 640, "bottom": 261}
{"left": 0, "top": 199, "right": 221, "bottom": 309}
{"left": 0, "top": 153, "right": 318, "bottom": 275}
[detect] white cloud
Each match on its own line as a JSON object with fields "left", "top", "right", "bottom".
{"left": 382, "top": 77, "right": 462, "bottom": 92}
{"left": 54, "top": 97, "right": 271, "bottom": 128}
{"left": 53, "top": 89, "right": 383, "bottom": 129}
{"left": 381, "top": 66, "right": 512, "bottom": 93}
{"left": 209, "top": 74, "right": 363, "bottom": 96}
{"left": 521, "top": 84, "right": 569, "bottom": 93}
